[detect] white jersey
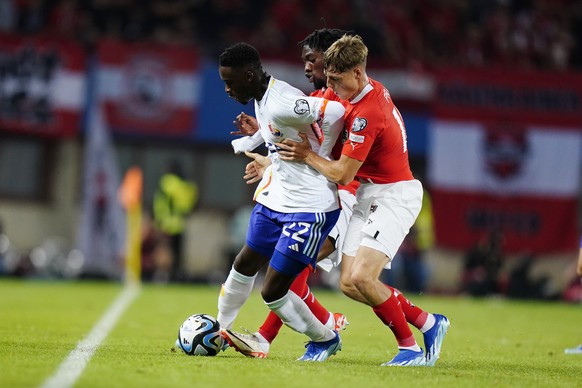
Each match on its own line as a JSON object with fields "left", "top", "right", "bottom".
{"left": 252, "top": 77, "right": 345, "bottom": 213}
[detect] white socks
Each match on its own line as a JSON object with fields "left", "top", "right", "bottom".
{"left": 266, "top": 291, "right": 335, "bottom": 342}
{"left": 420, "top": 314, "right": 436, "bottom": 333}
{"left": 217, "top": 267, "right": 257, "bottom": 330}
{"left": 324, "top": 312, "right": 335, "bottom": 330}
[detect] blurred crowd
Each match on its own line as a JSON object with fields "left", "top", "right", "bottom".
{"left": 0, "top": 0, "right": 580, "bottom": 71}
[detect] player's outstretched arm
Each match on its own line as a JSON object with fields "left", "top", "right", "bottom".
{"left": 232, "top": 131, "right": 264, "bottom": 154}
{"left": 276, "top": 133, "right": 362, "bottom": 186}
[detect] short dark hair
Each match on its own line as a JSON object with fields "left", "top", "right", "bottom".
{"left": 298, "top": 28, "right": 351, "bottom": 53}
{"left": 219, "top": 42, "right": 261, "bottom": 68}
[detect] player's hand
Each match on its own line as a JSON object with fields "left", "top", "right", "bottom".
{"left": 243, "top": 151, "right": 270, "bottom": 184}
{"left": 231, "top": 112, "right": 259, "bottom": 136}
{"left": 276, "top": 133, "right": 312, "bottom": 162}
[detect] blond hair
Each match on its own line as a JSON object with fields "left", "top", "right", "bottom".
{"left": 323, "top": 34, "right": 368, "bottom": 73}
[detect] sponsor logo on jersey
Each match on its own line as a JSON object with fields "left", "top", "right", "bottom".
{"left": 268, "top": 123, "right": 282, "bottom": 137}
{"left": 294, "top": 99, "right": 310, "bottom": 115}
{"left": 352, "top": 117, "right": 367, "bottom": 132}
{"left": 349, "top": 132, "right": 364, "bottom": 143}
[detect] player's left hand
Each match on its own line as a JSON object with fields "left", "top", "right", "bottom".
{"left": 231, "top": 112, "right": 259, "bottom": 136}
{"left": 276, "top": 133, "right": 312, "bottom": 162}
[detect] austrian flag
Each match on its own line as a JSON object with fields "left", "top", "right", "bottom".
{"left": 429, "top": 121, "right": 582, "bottom": 253}
{"left": 96, "top": 39, "right": 201, "bottom": 136}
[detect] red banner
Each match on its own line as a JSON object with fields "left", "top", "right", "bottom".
{"left": 0, "top": 34, "right": 86, "bottom": 137}
{"left": 96, "top": 39, "right": 200, "bottom": 136}
{"left": 434, "top": 69, "right": 582, "bottom": 127}
{"left": 431, "top": 191, "right": 579, "bottom": 253}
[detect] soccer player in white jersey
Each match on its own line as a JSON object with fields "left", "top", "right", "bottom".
{"left": 224, "top": 28, "right": 352, "bottom": 359}
{"left": 216, "top": 42, "right": 345, "bottom": 361}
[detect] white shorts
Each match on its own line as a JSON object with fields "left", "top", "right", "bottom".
{"left": 342, "top": 179, "right": 423, "bottom": 268}
{"left": 317, "top": 189, "right": 357, "bottom": 272}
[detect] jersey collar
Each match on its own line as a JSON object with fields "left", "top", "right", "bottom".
{"left": 350, "top": 81, "right": 373, "bottom": 104}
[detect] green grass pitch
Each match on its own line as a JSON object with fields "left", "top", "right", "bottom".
{"left": 0, "top": 278, "right": 580, "bottom": 387}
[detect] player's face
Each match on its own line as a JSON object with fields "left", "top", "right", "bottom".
{"left": 324, "top": 67, "right": 360, "bottom": 101}
{"left": 301, "top": 45, "right": 326, "bottom": 91}
{"left": 219, "top": 65, "right": 253, "bottom": 104}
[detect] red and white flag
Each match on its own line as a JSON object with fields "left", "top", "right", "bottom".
{"left": 429, "top": 121, "right": 581, "bottom": 253}
{"left": 96, "top": 39, "right": 200, "bottom": 137}
{"left": 0, "top": 33, "right": 85, "bottom": 137}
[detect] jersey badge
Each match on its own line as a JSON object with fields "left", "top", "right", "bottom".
{"left": 294, "top": 99, "right": 310, "bottom": 115}
{"left": 352, "top": 117, "right": 367, "bottom": 132}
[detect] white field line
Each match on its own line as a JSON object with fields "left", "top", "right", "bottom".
{"left": 40, "top": 285, "right": 140, "bottom": 388}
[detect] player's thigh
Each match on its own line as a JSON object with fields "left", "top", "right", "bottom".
{"left": 233, "top": 244, "right": 270, "bottom": 276}
{"left": 360, "top": 180, "right": 422, "bottom": 260}
{"left": 351, "top": 245, "right": 391, "bottom": 283}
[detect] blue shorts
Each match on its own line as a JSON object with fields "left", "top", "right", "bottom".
{"left": 246, "top": 203, "right": 340, "bottom": 277}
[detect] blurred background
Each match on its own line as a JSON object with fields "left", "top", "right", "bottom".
{"left": 0, "top": 0, "right": 581, "bottom": 302}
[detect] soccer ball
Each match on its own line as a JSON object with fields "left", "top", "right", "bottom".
{"left": 176, "top": 314, "right": 224, "bottom": 356}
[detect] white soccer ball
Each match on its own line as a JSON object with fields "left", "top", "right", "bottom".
{"left": 177, "top": 314, "right": 224, "bottom": 356}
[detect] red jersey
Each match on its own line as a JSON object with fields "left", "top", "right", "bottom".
{"left": 310, "top": 88, "right": 325, "bottom": 98}
{"left": 342, "top": 78, "right": 413, "bottom": 184}
{"left": 311, "top": 87, "right": 357, "bottom": 194}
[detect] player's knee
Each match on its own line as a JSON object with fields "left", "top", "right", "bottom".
{"left": 350, "top": 270, "right": 373, "bottom": 294}
{"left": 338, "top": 274, "right": 356, "bottom": 298}
{"left": 261, "top": 286, "right": 289, "bottom": 303}
{"left": 339, "top": 281, "right": 357, "bottom": 299}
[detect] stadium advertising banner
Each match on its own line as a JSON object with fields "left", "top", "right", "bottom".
{"left": 429, "top": 69, "right": 582, "bottom": 253}
{"left": 96, "top": 39, "right": 201, "bottom": 137}
{"left": 0, "top": 34, "right": 86, "bottom": 137}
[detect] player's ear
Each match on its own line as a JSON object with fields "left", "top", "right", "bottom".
{"left": 245, "top": 70, "right": 254, "bottom": 82}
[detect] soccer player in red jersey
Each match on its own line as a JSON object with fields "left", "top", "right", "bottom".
{"left": 277, "top": 34, "right": 450, "bottom": 366}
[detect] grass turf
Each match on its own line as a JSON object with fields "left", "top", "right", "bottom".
{"left": 0, "top": 279, "right": 580, "bottom": 387}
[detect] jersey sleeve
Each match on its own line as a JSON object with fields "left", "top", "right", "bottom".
{"left": 231, "top": 131, "right": 264, "bottom": 154}
{"left": 271, "top": 95, "right": 333, "bottom": 127}
{"left": 342, "top": 104, "right": 382, "bottom": 162}
{"left": 319, "top": 100, "right": 345, "bottom": 149}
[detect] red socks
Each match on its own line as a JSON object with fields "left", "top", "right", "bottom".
{"left": 388, "top": 286, "right": 429, "bottom": 329}
{"left": 372, "top": 292, "right": 417, "bottom": 348}
{"left": 258, "top": 311, "right": 283, "bottom": 343}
